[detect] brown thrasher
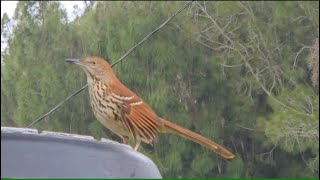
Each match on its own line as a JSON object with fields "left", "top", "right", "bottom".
{"left": 66, "top": 56, "right": 235, "bottom": 159}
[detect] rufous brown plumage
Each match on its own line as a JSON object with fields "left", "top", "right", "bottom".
{"left": 66, "top": 56, "right": 235, "bottom": 159}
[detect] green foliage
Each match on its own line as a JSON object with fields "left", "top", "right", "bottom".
{"left": 1, "top": 1, "right": 319, "bottom": 178}
{"left": 260, "top": 85, "right": 319, "bottom": 158}
{"left": 191, "top": 153, "right": 216, "bottom": 176}
{"left": 225, "top": 156, "right": 244, "bottom": 178}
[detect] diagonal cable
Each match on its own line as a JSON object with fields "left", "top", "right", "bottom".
{"left": 27, "top": 1, "right": 193, "bottom": 128}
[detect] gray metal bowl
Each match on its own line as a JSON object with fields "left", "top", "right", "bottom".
{"left": 1, "top": 127, "right": 162, "bottom": 178}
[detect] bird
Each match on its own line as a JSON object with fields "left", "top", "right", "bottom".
{"left": 65, "top": 56, "right": 235, "bottom": 159}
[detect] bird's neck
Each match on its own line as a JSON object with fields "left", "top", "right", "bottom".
{"left": 86, "top": 74, "right": 118, "bottom": 89}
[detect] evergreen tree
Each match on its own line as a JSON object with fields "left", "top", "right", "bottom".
{"left": 1, "top": 1, "right": 318, "bottom": 178}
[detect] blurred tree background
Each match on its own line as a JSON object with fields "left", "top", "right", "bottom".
{"left": 1, "top": 1, "right": 319, "bottom": 178}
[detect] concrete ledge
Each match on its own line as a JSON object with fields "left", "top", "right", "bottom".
{"left": 1, "top": 127, "right": 162, "bottom": 178}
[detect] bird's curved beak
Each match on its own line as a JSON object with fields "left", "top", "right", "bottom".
{"left": 65, "top": 58, "right": 81, "bottom": 64}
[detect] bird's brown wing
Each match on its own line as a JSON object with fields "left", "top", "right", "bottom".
{"left": 110, "top": 82, "right": 162, "bottom": 143}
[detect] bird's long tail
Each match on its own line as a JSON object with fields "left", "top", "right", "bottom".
{"left": 160, "top": 118, "right": 235, "bottom": 159}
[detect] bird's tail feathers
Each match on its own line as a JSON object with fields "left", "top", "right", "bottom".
{"left": 160, "top": 118, "right": 235, "bottom": 159}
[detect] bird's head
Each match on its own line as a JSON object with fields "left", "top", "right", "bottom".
{"left": 65, "top": 56, "right": 116, "bottom": 84}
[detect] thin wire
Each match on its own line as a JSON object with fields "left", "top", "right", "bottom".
{"left": 27, "top": 1, "right": 194, "bottom": 128}
{"left": 27, "top": 85, "right": 88, "bottom": 128}
{"left": 111, "top": 1, "right": 193, "bottom": 67}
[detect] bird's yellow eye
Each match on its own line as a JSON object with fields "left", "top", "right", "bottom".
{"left": 92, "top": 61, "right": 96, "bottom": 65}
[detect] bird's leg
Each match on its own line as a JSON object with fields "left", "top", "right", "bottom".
{"left": 133, "top": 140, "right": 141, "bottom": 151}
{"left": 121, "top": 136, "right": 129, "bottom": 144}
